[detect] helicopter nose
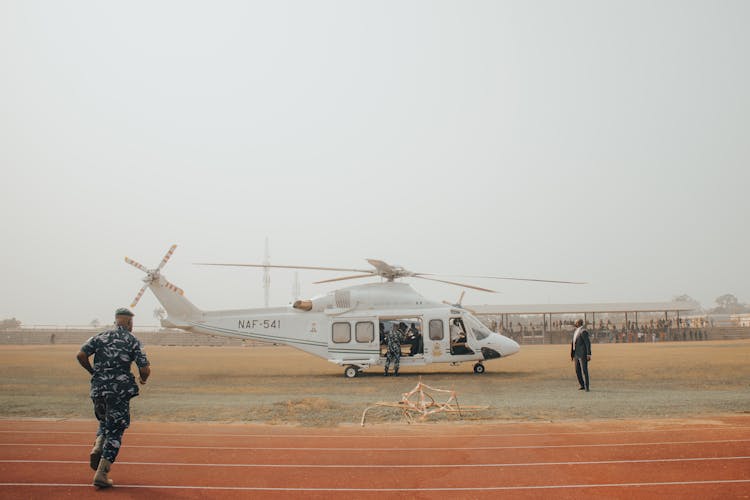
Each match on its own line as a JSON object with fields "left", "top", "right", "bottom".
{"left": 501, "top": 336, "right": 520, "bottom": 357}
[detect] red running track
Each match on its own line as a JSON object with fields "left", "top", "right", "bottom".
{"left": 1, "top": 416, "right": 749, "bottom": 499}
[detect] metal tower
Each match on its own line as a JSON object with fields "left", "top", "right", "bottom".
{"left": 262, "top": 237, "right": 270, "bottom": 308}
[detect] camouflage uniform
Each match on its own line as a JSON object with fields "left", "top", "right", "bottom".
{"left": 384, "top": 327, "right": 404, "bottom": 375}
{"left": 81, "top": 326, "right": 149, "bottom": 463}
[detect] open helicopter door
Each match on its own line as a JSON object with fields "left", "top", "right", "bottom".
{"left": 464, "top": 313, "right": 498, "bottom": 351}
{"left": 463, "top": 317, "right": 483, "bottom": 354}
{"left": 448, "top": 315, "right": 479, "bottom": 357}
{"left": 328, "top": 317, "right": 380, "bottom": 376}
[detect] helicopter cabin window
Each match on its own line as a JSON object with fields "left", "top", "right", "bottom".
{"left": 355, "top": 322, "right": 374, "bottom": 343}
{"left": 429, "top": 319, "right": 444, "bottom": 340}
{"left": 332, "top": 322, "right": 351, "bottom": 343}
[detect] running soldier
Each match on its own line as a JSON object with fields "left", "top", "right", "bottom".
{"left": 76, "top": 307, "right": 150, "bottom": 488}
{"left": 384, "top": 322, "right": 406, "bottom": 376}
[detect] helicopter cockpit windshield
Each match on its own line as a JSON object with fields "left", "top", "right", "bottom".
{"left": 464, "top": 315, "right": 492, "bottom": 341}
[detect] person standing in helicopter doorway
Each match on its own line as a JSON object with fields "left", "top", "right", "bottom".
{"left": 384, "top": 322, "right": 406, "bottom": 376}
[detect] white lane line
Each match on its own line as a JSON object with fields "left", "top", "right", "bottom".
{"left": 1, "top": 438, "right": 749, "bottom": 451}
{"left": 1, "top": 456, "right": 749, "bottom": 468}
{"left": 1, "top": 426, "right": 749, "bottom": 439}
{"left": 1, "top": 479, "right": 750, "bottom": 491}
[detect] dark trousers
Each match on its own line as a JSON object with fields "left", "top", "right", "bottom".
{"left": 574, "top": 356, "right": 590, "bottom": 389}
{"left": 92, "top": 396, "right": 131, "bottom": 462}
{"left": 385, "top": 349, "right": 400, "bottom": 371}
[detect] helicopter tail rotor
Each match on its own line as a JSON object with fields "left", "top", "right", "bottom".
{"left": 130, "top": 284, "right": 149, "bottom": 308}
{"left": 157, "top": 244, "right": 177, "bottom": 272}
{"left": 125, "top": 256, "right": 149, "bottom": 274}
{"left": 125, "top": 245, "right": 184, "bottom": 308}
{"left": 161, "top": 279, "right": 184, "bottom": 295}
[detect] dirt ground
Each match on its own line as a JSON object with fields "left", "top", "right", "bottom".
{"left": 0, "top": 340, "right": 748, "bottom": 426}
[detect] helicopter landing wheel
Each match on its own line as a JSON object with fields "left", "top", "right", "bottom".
{"left": 344, "top": 366, "right": 359, "bottom": 378}
{"left": 473, "top": 363, "right": 485, "bottom": 374}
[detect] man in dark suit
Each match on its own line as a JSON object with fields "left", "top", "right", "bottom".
{"left": 570, "top": 319, "right": 591, "bottom": 391}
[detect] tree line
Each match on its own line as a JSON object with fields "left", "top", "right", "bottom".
{"left": 674, "top": 293, "right": 750, "bottom": 314}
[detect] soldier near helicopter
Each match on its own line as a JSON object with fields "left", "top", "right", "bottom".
{"left": 384, "top": 322, "right": 406, "bottom": 376}
{"left": 76, "top": 307, "right": 151, "bottom": 489}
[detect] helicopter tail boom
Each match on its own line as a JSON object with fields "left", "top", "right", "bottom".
{"left": 147, "top": 276, "right": 202, "bottom": 325}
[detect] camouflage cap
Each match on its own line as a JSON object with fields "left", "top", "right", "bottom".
{"left": 115, "top": 307, "right": 135, "bottom": 317}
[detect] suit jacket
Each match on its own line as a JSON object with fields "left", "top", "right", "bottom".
{"left": 571, "top": 329, "right": 592, "bottom": 359}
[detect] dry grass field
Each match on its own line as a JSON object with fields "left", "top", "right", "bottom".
{"left": 1, "top": 340, "right": 748, "bottom": 426}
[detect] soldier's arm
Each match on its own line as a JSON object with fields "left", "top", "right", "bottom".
{"left": 133, "top": 339, "right": 151, "bottom": 384}
{"left": 76, "top": 351, "right": 94, "bottom": 375}
{"left": 138, "top": 365, "right": 150, "bottom": 384}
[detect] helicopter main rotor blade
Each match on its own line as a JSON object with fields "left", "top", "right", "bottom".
{"left": 440, "top": 274, "right": 587, "bottom": 285}
{"left": 194, "top": 263, "right": 373, "bottom": 273}
{"left": 365, "top": 259, "right": 395, "bottom": 273}
{"left": 414, "top": 276, "right": 496, "bottom": 293}
{"left": 366, "top": 259, "right": 421, "bottom": 279}
{"left": 312, "top": 274, "right": 376, "bottom": 284}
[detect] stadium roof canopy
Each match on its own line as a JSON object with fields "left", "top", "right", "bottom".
{"left": 466, "top": 301, "right": 700, "bottom": 316}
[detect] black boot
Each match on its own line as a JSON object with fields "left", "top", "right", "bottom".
{"left": 384, "top": 368, "right": 389, "bottom": 376}
{"left": 394, "top": 368, "right": 399, "bottom": 377}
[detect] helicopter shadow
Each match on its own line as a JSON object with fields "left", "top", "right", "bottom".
{"left": 353, "top": 370, "right": 527, "bottom": 380}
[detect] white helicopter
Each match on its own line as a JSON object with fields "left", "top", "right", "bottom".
{"left": 125, "top": 245, "right": 583, "bottom": 377}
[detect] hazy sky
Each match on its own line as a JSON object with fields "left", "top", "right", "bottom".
{"left": 2, "top": 1, "right": 748, "bottom": 325}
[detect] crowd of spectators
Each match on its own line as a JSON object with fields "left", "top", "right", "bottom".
{"left": 489, "top": 316, "right": 714, "bottom": 344}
